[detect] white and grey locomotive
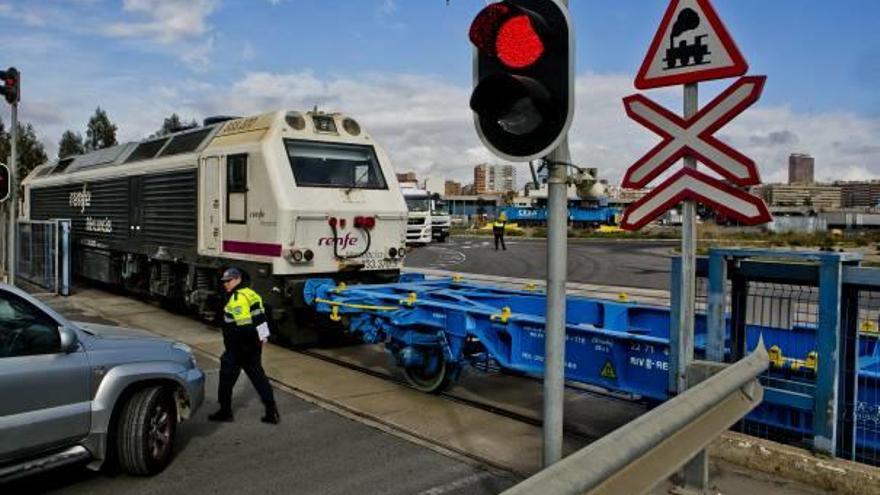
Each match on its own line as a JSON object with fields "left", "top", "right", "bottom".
{"left": 22, "top": 110, "right": 409, "bottom": 345}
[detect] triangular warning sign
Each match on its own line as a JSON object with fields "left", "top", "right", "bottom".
{"left": 635, "top": 0, "right": 748, "bottom": 90}
{"left": 600, "top": 361, "right": 617, "bottom": 380}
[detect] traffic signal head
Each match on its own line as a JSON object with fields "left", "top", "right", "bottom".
{"left": 0, "top": 67, "right": 19, "bottom": 104}
{"left": 0, "top": 163, "right": 9, "bottom": 202}
{"left": 469, "top": 0, "right": 573, "bottom": 162}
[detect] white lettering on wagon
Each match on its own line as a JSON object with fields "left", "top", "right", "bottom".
{"left": 629, "top": 356, "right": 669, "bottom": 372}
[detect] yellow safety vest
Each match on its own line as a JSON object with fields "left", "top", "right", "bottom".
{"left": 493, "top": 221, "right": 505, "bottom": 228}
{"left": 223, "top": 287, "right": 265, "bottom": 327}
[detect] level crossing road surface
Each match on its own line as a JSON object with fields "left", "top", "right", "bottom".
{"left": 3, "top": 304, "right": 516, "bottom": 495}
{"left": 5, "top": 284, "right": 839, "bottom": 495}
{"left": 405, "top": 237, "right": 675, "bottom": 290}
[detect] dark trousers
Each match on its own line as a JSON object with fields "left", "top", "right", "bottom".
{"left": 494, "top": 231, "right": 506, "bottom": 250}
{"left": 218, "top": 330, "right": 275, "bottom": 411}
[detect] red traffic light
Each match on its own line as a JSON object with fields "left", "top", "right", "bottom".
{"left": 469, "top": 0, "right": 572, "bottom": 161}
{"left": 0, "top": 67, "right": 19, "bottom": 105}
{"left": 469, "top": 2, "right": 546, "bottom": 69}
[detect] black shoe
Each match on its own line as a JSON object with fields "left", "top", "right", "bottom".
{"left": 208, "top": 409, "right": 234, "bottom": 422}
{"left": 261, "top": 407, "right": 280, "bottom": 424}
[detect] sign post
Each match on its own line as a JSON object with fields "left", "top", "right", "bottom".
{"left": 622, "top": 1, "right": 769, "bottom": 490}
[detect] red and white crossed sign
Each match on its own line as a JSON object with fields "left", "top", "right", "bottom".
{"left": 620, "top": 76, "right": 771, "bottom": 230}
{"left": 620, "top": 76, "right": 772, "bottom": 230}
{"left": 622, "top": 76, "right": 765, "bottom": 189}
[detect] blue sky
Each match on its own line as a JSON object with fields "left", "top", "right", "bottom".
{"left": 2, "top": 0, "right": 879, "bottom": 184}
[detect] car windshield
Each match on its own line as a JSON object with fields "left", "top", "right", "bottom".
{"left": 405, "top": 198, "right": 430, "bottom": 212}
{"left": 433, "top": 201, "right": 448, "bottom": 214}
{"left": 286, "top": 140, "right": 387, "bottom": 189}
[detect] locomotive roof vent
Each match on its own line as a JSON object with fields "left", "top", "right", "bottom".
{"left": 203, "top": 115, "right": 240, "bottom": 126}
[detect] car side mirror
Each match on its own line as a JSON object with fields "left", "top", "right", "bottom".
{"left": 59, "top": 326, "right": 79, "bottom": 353}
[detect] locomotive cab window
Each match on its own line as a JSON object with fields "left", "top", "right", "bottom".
{"left": 226, "top": 154, "right": 248, "bottom": 224}
{"left": 285, "top": 140, "right": 387, "bottom": 190}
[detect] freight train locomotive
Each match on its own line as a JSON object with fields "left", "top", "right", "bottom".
{"left": 22, "top": 110, "right": 409, "bottom": 345}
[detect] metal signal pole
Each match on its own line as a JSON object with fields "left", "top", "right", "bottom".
{"left": 542, "top": 0, "right": 571, "bottom": 468}
{"left": 7, "top": 101, "right": 16, "bottom": 285}
{"left": 543, "top": 136, "right": 569, "bottom": 467}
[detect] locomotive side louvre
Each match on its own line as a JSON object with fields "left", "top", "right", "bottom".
{"left": 23, "top": 109, "right": 410, "bottom": 346}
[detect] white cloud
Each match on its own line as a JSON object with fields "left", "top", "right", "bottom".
{"left": 31, "top": 71, "right": 880, "bottom": 188}
{"left": 103, "top": 0, "right": 218, "bottom": 67}
{"left": 379, "top": 0, "right": 397, "bottom": 16}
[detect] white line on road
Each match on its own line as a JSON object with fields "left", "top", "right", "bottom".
{"left": 416, "top": 471, "right": 497, "bottom": 495}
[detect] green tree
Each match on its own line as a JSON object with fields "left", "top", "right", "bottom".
{"left": 156, "top": 113, "right": 198, "bottom": 136}
{"left": 0, "top": 117, "right": 49, "bottom": 183}
{"left": 85, "top": 106, "right": 118, "bottom": 151}
{"left": 58, "top": 130, "right": 85, "bottom": 158}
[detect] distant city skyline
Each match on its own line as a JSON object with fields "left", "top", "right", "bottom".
{"left": 1, "top": 1, "right": 877, "bottom": 185}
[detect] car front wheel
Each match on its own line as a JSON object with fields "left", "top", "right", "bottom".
{"left": 116, "top": 386, "right": 177, "bottom": 476}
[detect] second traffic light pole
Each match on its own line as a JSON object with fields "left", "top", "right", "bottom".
{"left": 6, "top": 101, "right": 15, "bottom": 285}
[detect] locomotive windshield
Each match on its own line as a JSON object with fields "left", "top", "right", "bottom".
{"left": 285, "top": 140, "right": 387, "bottom": 190}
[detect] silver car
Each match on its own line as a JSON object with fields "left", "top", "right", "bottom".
{"left": 0, "top": 283, "right": 205, "bottom": 481}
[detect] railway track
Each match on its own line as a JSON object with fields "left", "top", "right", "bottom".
{"left": 296, "top": 345, "right": 647, "bottom": 442}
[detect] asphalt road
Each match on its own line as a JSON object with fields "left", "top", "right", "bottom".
{"left": 405, "top": 237, "right": 676, "bottom": 290}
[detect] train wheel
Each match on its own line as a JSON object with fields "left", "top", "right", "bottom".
{"left": 401, "top": 348, "right": 452, "bottom": 393}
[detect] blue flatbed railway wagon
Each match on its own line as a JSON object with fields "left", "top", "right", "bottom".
{"left": 304, "top": 275, "right": 880, "bottom": 456}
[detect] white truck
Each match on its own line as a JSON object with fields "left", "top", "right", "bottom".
{"left": 430, "top": 197, "right": 450, "bottom": 243}
{"left": 402, "top": 187, "right": 433, "bottom": 245}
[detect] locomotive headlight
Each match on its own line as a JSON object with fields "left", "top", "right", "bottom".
{"left": 398, "top": 246, "right": 407, "bottom": 258}
{"left": 286, "top": 111, "right": 306, "bottom": 130}
{"left": 291, "top": 249, "right": 304, "bottom": 262}
{"left": 304, "top": 249, "right": 314, "bottom": 262}
{"left": 388, "top": 247, "right": 398, "bottom": 258}
{"left": 342, "top": 118, "right": 361, "bottom": 136}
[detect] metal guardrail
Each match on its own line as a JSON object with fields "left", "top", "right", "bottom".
{"left": 502, "top": 342, "right": 769, "bottom": 495}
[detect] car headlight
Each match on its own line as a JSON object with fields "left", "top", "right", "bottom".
{"left": 172, "top": 342, "right": 192, "bottom": 354}
{"left": 172, "top": 342, "right": 197, "bottom": 368}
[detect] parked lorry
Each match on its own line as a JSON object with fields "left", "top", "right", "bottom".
{"left": 402, "top": 187, "right": 433, "bottom": 245}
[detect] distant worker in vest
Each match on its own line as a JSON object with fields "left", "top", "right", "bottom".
{"left": 493, "top": 212, "right": 507, "bottom": 251}
{"left": 208, "top": 267, "right": 280, "bottom": 424}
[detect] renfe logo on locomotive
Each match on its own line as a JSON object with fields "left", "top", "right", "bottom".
{"left": 69, "top": 184, "right": 91, "bottom": 213}
{"left": 317, "top": 232, "right": 359, "bottom": 249}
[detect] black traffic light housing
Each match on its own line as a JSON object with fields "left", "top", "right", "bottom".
{"left": 0, "top": 67, "right": 19, "bottom": 104}
{"left": 0, "top": 163, "right": 9, "bottom": 202}
{"left": 469, "top": 0, "right": 573, "bottom": 162}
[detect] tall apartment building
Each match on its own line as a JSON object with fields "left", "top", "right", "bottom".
{"left": 473, "top": 164, "right": 516, "bottom": 193}
{"left": 788, "top": 153, "right": 815, "bottom": 184}
{"left": 396, "top": 171, "right": 417, "bottom": 183}
{"left": 445, "top": 180, "right": 463, "bottom": 196}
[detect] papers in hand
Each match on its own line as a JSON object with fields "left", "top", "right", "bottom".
{"left": 256, "top": 322, "right": 270, "bottom": 342}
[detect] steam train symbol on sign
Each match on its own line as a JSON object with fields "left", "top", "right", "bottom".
{"left": 663, "top": 8, "right": 710, "bottom": 69}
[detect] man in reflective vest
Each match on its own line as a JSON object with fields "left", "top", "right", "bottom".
{"left": 493, "top": 212, "right": 507, "bottom": 251}
{"left": 208, "top": 267, "right": 280, "bottom": 424}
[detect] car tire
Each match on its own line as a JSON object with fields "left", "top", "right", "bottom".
{"left": 116, "top": 386, "right": 177, "bottom": 476}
